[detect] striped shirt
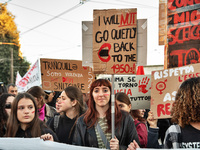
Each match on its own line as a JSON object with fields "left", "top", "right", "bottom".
{"left": 95, "top": 117, "right": 111, "bottom": 148}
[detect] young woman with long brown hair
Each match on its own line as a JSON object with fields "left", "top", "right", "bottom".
{"left": 73, "top": 79, "right": 139, "bottom": 150}
{"left": 47, "top": 86, "right": 85, "bottom": 144}
{"left": 5, "top": 93, "right": 58, "bottom": 141}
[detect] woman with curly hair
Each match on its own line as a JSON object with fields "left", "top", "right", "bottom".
{"left": 73, "top": 79, "right": 139, "bottom": 150}
{"left": 164, "top": 77, "right": 200, "bottom": 149}
{"left": 0, "top": 93, "right": 15, "bottom": 137}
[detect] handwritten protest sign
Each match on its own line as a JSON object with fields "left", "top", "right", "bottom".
{"left": 167, "top": 0, "right": 200, "bottom": 68}
{"left": 93, "top": 9, "right": 137, "bottom": 74}
{"left": 151, "top": 63, "right": 200, "bottom": 119}
{"left": 98, "top": 75, "right": 151, "bottom": 109}
{"left": 83, "top": 19, "right": 147, "bottom": 68}
{"left": 17, "top": 60, "right": 41, "bottom": 92}
{"left": 40, "top": 58, "right": 95, "bottom": 93}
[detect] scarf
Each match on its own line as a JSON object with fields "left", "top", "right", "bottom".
{"left": 38, "top": 104, "right": 45, "bottom": 121}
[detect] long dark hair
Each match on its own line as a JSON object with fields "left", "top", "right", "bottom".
{"left": 0, "top": 93, "right": 14, "bottom": 137}
{"left": 84, "top": 79, "right": 122, "bottom": 131}
{"left": 64, "top": 86, "right": 85, "bottom": 116}
{"left": 5, "top": 93, "right": 42, "bottom": 137}
{"left": 63, "top": 86, "right": 86, "bottom": 139}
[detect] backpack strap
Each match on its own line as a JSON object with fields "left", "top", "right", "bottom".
{"left": 135, "top": 122, "right": 141, "bottom": 127}
{"left": 54, "top": 115, "right": 60, "bottom": 132}
{"left": 96, "top": 122, "right": 110, "bottom": 149}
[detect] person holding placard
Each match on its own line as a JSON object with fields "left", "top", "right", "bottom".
{"left": 164, "top": 77, "right": 200, "bottom": 149}
{"left": 47, "top": 86, "right": 86, "bottom": 144}
{"left": 115, "top": 92, "right": 148, "bottom": 148}
{"left": 73, "top": 79, "right": 139, "bottom": 150}
{"left": 5, "top": 93, "right": 58, "bottom": 141}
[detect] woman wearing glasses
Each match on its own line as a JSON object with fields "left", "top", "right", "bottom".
{"left": 0, "top": 93, "right": 15, "bottom": 137}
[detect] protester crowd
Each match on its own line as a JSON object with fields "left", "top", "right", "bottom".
{"left": 0, "top": 77, "right": 200, "bottom": 149}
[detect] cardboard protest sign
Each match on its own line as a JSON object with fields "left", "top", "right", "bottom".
{"left": 17, "top": 60, "right": 41, "bottom": 92}
{"left": 83, "top": 19, "right": 146, "bottom": 68}
{"left": 93, "top": 9, "right": 137, "bottom": 74}
{"left": 98, "top": 75, "right": 151, "bottom": 109}
{"left": 151, "top": 63, "right": 200, "bottom": 119}
{"left": 40, "top": 58, "right": 95, "bottom": 93}
{"left": 167, "top": 0, "right": 200, "bottom": 68}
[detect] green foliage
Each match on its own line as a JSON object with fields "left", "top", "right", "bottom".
{"left": 0, "top": 3, "right": 30, "bottom": 85}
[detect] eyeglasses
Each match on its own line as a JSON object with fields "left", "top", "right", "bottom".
{"left": 5, "top": 103, "right": 12, "bottom": 109}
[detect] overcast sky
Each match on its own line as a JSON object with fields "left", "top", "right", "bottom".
{"left": 4, "top": 0, "right": 164, "bottom": 66}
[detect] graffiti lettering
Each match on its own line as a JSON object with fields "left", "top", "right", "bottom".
{"left": 95, "top": 30, "right": 109, "bottom": 43}
{"left": 130, "top": 96, "right": 151, "bottom": 101}
{"left": 170, "top": 48, "right": 200, "bottom": 66}
{"left": 47, "top": 71, "right": 61, "bottom": 77}
{"left": 42, "top": 61, "right": 77, "bottom": 71}
{"left": 111, "top": 63, "right": 136, "bottom": 73}
{"left": 168, "top": 0, "right": 199, "bottom": 10}
{"left": 157, "top": 103, "right": 171, "bottom": 117}
{"left": 118, "top": 82, "right": 138, "bottom": 88}
{"left": 168, "top": 25, "right": 200, "bottom": 45}
{"left": 154, "top": 65, "right": 194, "bottom": 80}
{"left": 119, "top": 12, "right": 137, "bottom": 27}
{"left": 115, "top": 89, "right": 132, "bottom": 96}
{"left": 114, "top": 42, "right": 135, "bottom": 52}
{"left": 178, "top": 72, "right": 200, "bottom": 82}
{"left": 125, "top": 54, "right": 136, "bottom": 62}
{"left": 111, "top": 28, "right": 136, "bottom": 40}
{"left": 62, "top": 77, "right": 73, "bottom": 83}
{"left": 54, "top": 82, "right": 85, "bottom": 91}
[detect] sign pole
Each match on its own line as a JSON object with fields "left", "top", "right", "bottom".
{"left": 111, "top": 74, "right": 115, "bottom": 138}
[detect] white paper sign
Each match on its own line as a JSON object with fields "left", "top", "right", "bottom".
{"left": 17, "top": 59, "right": 41, "bottom": 92}
{"left": 0, "top": 138, "right": 105, "bottom": 150}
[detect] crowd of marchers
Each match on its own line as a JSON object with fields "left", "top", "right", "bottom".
{"left": 0, "top": 77, "right": 200, "bottom": 150}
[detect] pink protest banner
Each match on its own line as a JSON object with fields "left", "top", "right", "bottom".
{"left": 151, "top": 63, "right": 200, "bottom": 119}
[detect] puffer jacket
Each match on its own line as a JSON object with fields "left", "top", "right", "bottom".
{"left": 72, "top": 111, "right": 140, "bottom": 150}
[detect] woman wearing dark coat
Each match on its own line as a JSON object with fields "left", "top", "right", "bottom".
{"left": 73, "top": 79, "right": 139, "bottom": 150}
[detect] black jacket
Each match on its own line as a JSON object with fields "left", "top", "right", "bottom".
{"left": 15, "top": 123, "right": 59, "bottom": 142}
{"left": 47, "top": 114, "right": 77, "bottom": 144}
{"left": 72, "top": 111, "right": 140, "bottom": 150}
